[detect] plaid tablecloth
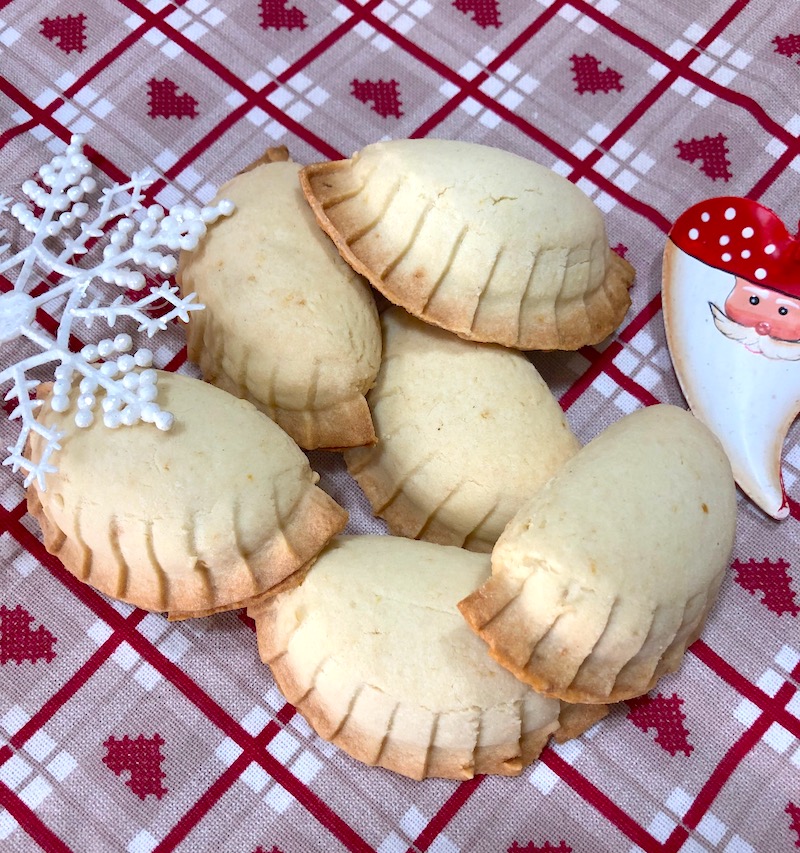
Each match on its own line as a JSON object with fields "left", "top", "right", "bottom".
{"left": 1, "top": 1, "right": 799, "bottom": 851}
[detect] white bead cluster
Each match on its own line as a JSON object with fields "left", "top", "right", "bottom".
{"left": 48, "top": 334, "right": 172, "bottom": 431}
{"left": 101, "top": 199, "right": 235, "bottom": 291}
{"left": 12, "top": 137, "right": 96, "bottom": 237}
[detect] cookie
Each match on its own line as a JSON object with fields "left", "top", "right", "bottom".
{"left": 300, "top": 139, "right": 634, "bottom": 350}
{"left": 27, "top": 371, "right": 348, "bottom": 618}
{"left": 344, "top": 307, "right": 580, "bottom": 551}
{"left": 249, "top": 535, "right": 607, "bottom": 780}
{"left": 458, "top": 405, "right": 737, "bottom": 704}
{"left": 178, "top": 147, "right": 381, "bottom": 450}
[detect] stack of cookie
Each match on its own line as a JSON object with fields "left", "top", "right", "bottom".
{"left": 27, "top": 139, "right": 737, "bottom": 781}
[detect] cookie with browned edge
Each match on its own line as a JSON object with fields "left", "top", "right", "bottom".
{"left": 179, "top": 148, "right": 381, "bottom": 450}
{"left": 300, "top": 139, "right": 634, "bottom": 351}
{"left": 27, "top": 372, "right": 348, "bottom": 619}
{"left": 344, "top": 307, "right": 580, "bottom": 551}
{"left": 459, "top": 405, "right": 737, "bottom": 704}
{"left": 250, "top": 535, "right": 607, "bottom": 780}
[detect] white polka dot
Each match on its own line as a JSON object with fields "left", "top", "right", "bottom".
{"left": 701, "top": 212, "right": 710, "bottom": 222}
{"left": 755, "top": 268, "right": 767, "bottom": 279}
{"left": 741, "top": 249, "right": 751, "bottom": 259}
{"left": 742, "top": 227, "right": 754, "bottom": 238}
{"left": 765, "top": 244, "right": 776, "bottom": 254}
{"left": 720, "top": 235, "right": 730, "bottom": 245}
{"left": 721, "top": 253, "right": 732, "bottom": 261}
{"left": 724, "top": 207, "right": 736, "bottom": 220}
{"left": 688, "top": 228, "right": 699, "bottom": 240}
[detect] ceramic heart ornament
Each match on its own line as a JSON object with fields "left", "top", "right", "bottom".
{"left": 663, "top": 196, "right": 800, "bottom": 520}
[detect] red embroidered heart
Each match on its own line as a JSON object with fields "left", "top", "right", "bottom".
{"left": 260, "top": 0, "right": 307, "bottom": 30}
{"left": 40, "top": 13, "right": 87, "bottom": 54}
{"left": 452, "top": 0, "right": 501, "bottom": 28}
{"left": 508, "top": 842, "right": 572, "bottom": 853}
{"left": 351, "top": 79, "right": 403, "bottom": 118}
{"left": 0, "top": 605, "right": 56, "bottom": 664}
{"left": 731, "top": 557, "right": 799, "bottom": 616}
{"left": 773, "top": 33, "right": 800, "bottom": 63}
{"left": 570, "top": 54, "right": 624, "bottom": 94}
{"left": 675, "top": 134, "right": 732, "bottom": 181}
{"left": 103, "top": 734, "right": 167, "bottom": 799}
{"left": 787, "top": 803, "right": 800, "bottom": 847}
{"left": 670, "top": 197, "right": 800, "bottom": 298}
{"left": 626, "top": 693, "right": 693, "bottom": 756}
{"left": 147, "top": 79, "right": 198, "bottom": 120}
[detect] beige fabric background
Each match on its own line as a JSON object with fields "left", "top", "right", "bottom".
{"left": 0, "top": 1, "right": 798, "bottom": 851}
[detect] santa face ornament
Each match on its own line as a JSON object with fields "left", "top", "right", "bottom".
{"left": 721, "top": 278, "right": 800, "bottom": 348}
{"left": 662, "top": 196, "right": 800, "bottom": 519}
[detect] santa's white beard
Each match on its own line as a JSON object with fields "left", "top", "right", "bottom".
{"left": 711, "top": 303, "right": 800, "bottom": 361}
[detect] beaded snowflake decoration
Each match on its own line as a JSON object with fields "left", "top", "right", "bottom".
{"left": 0, "top": 135, "right": 234, "bottom": 490}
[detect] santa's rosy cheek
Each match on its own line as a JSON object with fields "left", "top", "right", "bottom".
{"left": 769, "top": 304, "right": 800, "bottom": 341}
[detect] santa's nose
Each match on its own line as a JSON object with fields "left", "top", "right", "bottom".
{"left": 756, "top": 321, "right": 771, "bottom": 336}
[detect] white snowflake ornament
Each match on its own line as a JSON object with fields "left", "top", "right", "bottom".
{"left": 0, "top": 135, "right": 234, "bottom": 490}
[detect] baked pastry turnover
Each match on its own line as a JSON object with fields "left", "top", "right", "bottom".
{"left": 344, "top": 307, "right": 580, "bottom": 551}
{"left": 178, "top": 148, "right": 381, "bottom": 450}
{"left": 250, "top": 535, "right": 607, "bottom": 780}
{"left": 27, "top": 372, "right": 348, "bottom": 618}
{"left": 459, "top": 405, "right": 737, "bottom": 704}
{"left": 300, "top": 139, "right": 634, "bottom": 350}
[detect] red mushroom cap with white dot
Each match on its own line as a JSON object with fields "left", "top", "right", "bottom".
{"left": 670, "top": 196, "right": 800, "bottom": 298}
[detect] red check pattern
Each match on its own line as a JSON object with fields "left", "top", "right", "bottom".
{"left": 1, "top": 0, "right": 799, "bottom": 850}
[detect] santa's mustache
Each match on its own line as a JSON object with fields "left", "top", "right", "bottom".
{"left": 711, "top": 303, "right": 800, "bottom": 361}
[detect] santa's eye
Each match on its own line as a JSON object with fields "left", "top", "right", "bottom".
{"left": 779, "top": 306, "right": 789, "bottom": 316}
{"left": 749, "top": 295, "right": 760, "bottom": 305}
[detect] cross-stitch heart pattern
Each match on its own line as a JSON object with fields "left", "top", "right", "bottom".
{"left": 452, "top": 0, "right": 501, "bottom": 28}
{"left": 0, "top": 605, "right": 56, "bottom": 664}
{"left": 509, "top": 841, "right": 573, "bottom": 853}
{"left": 259, "top": 0, "right": 307, "bottom": 30}
{"left": 787, "top": 803, "right": 800, "bottom": 846}
{"left": 102, "top": 734, "right": 167, "bottom": 800}
{"left": 773, "top": 33, "right": 800, "bottom": 64}
{"left": 732, "top": 558, "right": 799, "bottom": 616}
{"left": 570, "top": 54, "right": 624, "bottom": 94}
{"left": 351, "top": 79, "right": 403, "bottom": 118}
{"left": 40, "top": 13, "right": 87, "bottom": 54}
{"left": 626, "top": 694, "right": 694, "bottom": 757}
{"left": 147, "top": 78, "right": 199, "bottom": 120}
{"left": 675, "top": 134, "right": 732, "bottom": 181}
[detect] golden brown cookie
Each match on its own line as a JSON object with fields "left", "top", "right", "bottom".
{"left": 178, "top": 148, "right": 381, "bottom": 450}
{"left": 250, "top": 535, "right": 605, "bottom": 780}
{"left": 27, "top": 371, "right": 348, "bottom": 618}
{"left": 459, "top": 405, "right": 737, "bottom": 704}
{"left": 344, "top": 307, "right": 580, "bottom": 551}
{"left": 300, "top": 139, "right": 634, "bottom": 350}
